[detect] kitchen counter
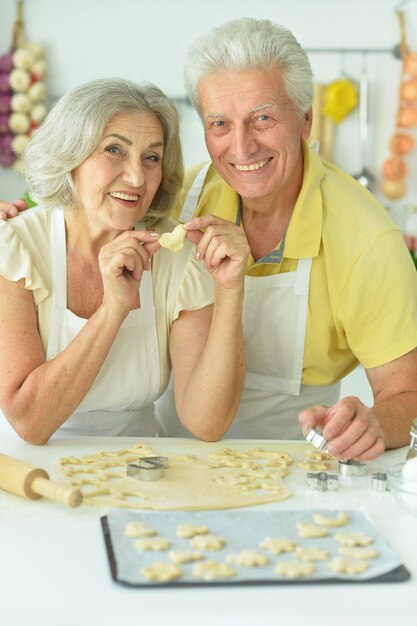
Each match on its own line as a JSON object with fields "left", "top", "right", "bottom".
{"left": 0, "top": 432, "right": 414, "bottom": 626}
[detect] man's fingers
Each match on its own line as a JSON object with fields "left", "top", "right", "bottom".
{"left": 298, "top": 405, "right": 330, "bottom": 433}
{"left": 185, "top": 229, "right": 203, "bottom": 246}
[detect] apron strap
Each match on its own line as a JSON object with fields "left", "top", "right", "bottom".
{"left": 292, "top": 258, "right": 313, "bottom": 391}
{"left": 179, "top": 162, "right": 211, "bottom": 223}
{"left": 50, "top": 208, "right": 67, "bottom": 307}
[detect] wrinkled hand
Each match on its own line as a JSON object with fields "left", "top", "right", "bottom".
{"left": 98, "top": 230, "right": 159, "bottom": 312}
{"left": 0, "top": 199, "right": 28, "bottom": 220}
{"left": 298, "top": 396, "right": 385, "bottom": 461}
{"left": 184, "top": 215, "right": 250, "bottom": 290}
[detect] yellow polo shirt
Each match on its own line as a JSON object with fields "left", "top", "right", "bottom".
{"left": 172, "top": 142, "right": 417, "bottom": 385}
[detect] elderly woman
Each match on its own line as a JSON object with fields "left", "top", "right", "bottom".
{"left": 0, "top": 78, "right": 248, "bottom": 444}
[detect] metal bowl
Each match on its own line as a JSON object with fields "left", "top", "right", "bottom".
{"left": 387, "top": 462, "right": 417, "bottom": 517}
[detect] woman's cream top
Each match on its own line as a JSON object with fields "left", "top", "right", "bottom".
{"left": 0, "top": 205, "right": 215, "bottom": 395}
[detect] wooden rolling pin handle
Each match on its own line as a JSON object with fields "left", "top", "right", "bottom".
{"left": 31, "top": 476, "right": 83, "bottom": 508}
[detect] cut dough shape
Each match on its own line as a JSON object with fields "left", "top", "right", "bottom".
{"left": 338, "top": 546, "right": 379, "bottom": 560}
{"left": 141, "top": 562, "right": 182, "bottom": 582}
{"left": 176, "top": 524, "right": 209, "bottom": 539}
{"left": 226, "top": 550, "right": 269, "bottom": 567}
{"left": 190, "top": 534, "right": 225, "bottom": 551}
{"left": 158, "top": 224, "right": 187, "bottom": 252}
{"left": 312, "top": 512, "right": 349, "bottom": 528}
{"left": 298, "top": 460, "right": 331, "bottom": 471}
{"left": 168, "top": 550, "right": 204, "bottom": 564}
{"left": 328, "top": 557, "right": 369, "bottom": 575}
{"left": 134, "top": 537, "right": 171, "bottom": 551}
{"left": 124, "top": 521, "right": 156, "bottom": 537}
{"left": 296, "top": 522, "right": 329, "bottom": 538}
{"left": 192, "top": 560, "right": 236, "bottom": 580}
{"left": 259, "top": 537, "right": 297, "bottom": 555}
{"left": 306, "top": 450, "right": 334, "bottom": 461}
{"left": 275, "top": 559, "right": 315, "bottom": 579}
{"left": 334, "top": 532, "right": 373, "bottom": 547}
{"left": 294, "top": 546, "right": 329, "bottom": 561}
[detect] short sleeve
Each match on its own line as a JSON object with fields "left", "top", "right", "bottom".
{"left": 173, "top": 247, "right": 215, "bottom": 320}
{"left": 338, "top": 230, "right": 417, "bottom": 367}
{"left": 0, "top": 219, "right": 49, "bottom": 305}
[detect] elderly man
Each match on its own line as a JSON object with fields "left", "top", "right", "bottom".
{"left": 2, "top": 18, "right": 417, "bottom": 460}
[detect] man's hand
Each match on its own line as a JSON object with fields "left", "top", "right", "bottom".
{"left": 299, "top": 397, "right": 385, "bottom": 461}
{"left": 0, "top": 199, "right": 28, "bottom": 220}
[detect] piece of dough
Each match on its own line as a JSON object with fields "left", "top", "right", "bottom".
{"left": 226, "top": 550, "right": 269, "bottom": 567}
{"left": 294, "top": 546, "right": 329, "bottom": 561}
{"left": 328, "top": 557, "right": 369, "bottom": 575}
{"left": 58, "top": 442, "right": 293, "bottom": 511}
{"left": 141, "top": 562, "right": 182, "bottom": 582}
{"left": 158, "top": 224, "right": 187, "bottom": 252}
{"left": 338, "top": 546, "right": 379, "bottom": 560}
{"left": 334, "top": 532, "right": 373, "bottom": 547}
{"left": 192, "top": 560, "right": 236, "bottom": 580}
{"left": 275, "top": 559, "right": 315, "bottom": 579}
{"left": 296, "top": 522, "right": 329, "bottom": 538}
{"left": 259, "top": 537, "right": 297, "bottom": 555}
{"left": 135, "top": 537, "right": 171, "bottom": 551}
{"left": 124, "top": 521, "right": 156, "bottom": 537}
{"left": 190, "top": 534, "right": 225, "bottom": 551}
{"left": 168, "top": 550, "right": 204, "bottom": 564}
{"left": 176, "top": 524, "right": 209, "bottom": 539}
{"left": 312, "top": 512, "right": 349, "bottom": 528}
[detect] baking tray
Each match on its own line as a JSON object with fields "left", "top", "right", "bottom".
{"left": 101, "top": 508, "right": 410, "bottom": 587}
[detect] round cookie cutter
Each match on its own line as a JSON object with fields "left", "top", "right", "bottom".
{"left": 338, "top": 459, "right": 367, "bottom": 478}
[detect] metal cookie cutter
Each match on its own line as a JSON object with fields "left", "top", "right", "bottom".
{"left": 371, "top": 472, "right": 388, "bottom": 492}
{"left": 305, "top": 427, "right": 329, "bottom": 452}
{"left": 127, "top": 456, "right": 168, "bottom": 481}
{"left": 306, "top": 471, "right": 339, "bottom": 492}
{"left": 338, "top": 459, "right": 367, "bottom": 478}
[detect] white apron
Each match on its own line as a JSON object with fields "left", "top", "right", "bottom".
{"left": 46, "top": 208, "right": 160, "bottom": 436}
{"left": 155, "top": 163, "right": 340, "bottom": 439}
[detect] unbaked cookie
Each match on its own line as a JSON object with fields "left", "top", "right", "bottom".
{"left": 124, "top": 521, "right": 156, "bottom": 537}
{"left": 135, "top": 537, "right": 171, "bottom": 551}
{"left": 275, "top": 559, "right": 315, "bottom": 579}
{"left": 294, "top": 546, "right": 329, "bottom": 561}
{"left": 190, "top": 533, "right": 225, "bottom": 551}
{"left": 312, "top": 512, "right": 349, "bottom": 528}
{"left": 141, "top": 562, "right": 182, "bottom": 582}
{"left": 338, "top": 546, "right": 379, "bottom": 560}
{"left": 192, "top": 560, "right": 236, "bottom": 580}
{"left": 260, "top": 537, "right": 297, "bottom": 555}
{"left": 158, "top": 224, "right": 187, "bottom": 252}
{"left": 176, "top": 524, "right": 209, "bottom": 539}
{"left": 328, "top": 556, "right": 369, "bottom": 575}
{"left": 334, "top": 532, "right": 373, "bottom": 547}
{"left": 296, "top": 522, "right": 329, "bottom": 538}
{"left": 168, "top": 550, "right": 204, "bottom": 564}
{"left": 226, "top": 550, "right": 269, "bottom": 567}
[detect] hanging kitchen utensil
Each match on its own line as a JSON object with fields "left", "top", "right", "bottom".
{"left": 352, "top": 54, "right": 375, "bottom": 189}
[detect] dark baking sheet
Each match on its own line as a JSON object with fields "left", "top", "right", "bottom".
{"left": 101, "top": 509, "right": 410, "bottom": 587}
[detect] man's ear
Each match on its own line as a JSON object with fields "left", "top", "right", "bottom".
{"left": 302, "top": 107, "right": 313, "bottom": 139}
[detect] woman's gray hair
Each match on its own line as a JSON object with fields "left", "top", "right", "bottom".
{"left": 184, "top": 18, "right": 314, "bottom": 118}
{"left": 24, "top": 78, "right": 183, "bottom": 226}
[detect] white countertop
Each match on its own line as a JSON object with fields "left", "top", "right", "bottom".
{"left": 0, "top": 432, "right": 414, "bottom": 626}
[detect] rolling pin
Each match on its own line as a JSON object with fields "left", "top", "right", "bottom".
{"left": 0, "top": 452, "right": 83, "bottom": 508}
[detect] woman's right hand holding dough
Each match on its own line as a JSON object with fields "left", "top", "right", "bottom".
{"left": 98, "top": 230, "right": 159, "bottom": 314}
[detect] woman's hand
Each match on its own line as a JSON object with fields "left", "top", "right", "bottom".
{"left": 184, "top": 215, "right": 250, "bottom": 290}
{"left": 98, "top": 230, "right": 159, "bottom": 312}
{"left": 0, "top": 199, "right": 28, "bottom": 220}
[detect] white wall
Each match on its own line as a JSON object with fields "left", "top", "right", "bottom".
{"left": 1, "top": 0, "right": 417, "bottom": 226}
